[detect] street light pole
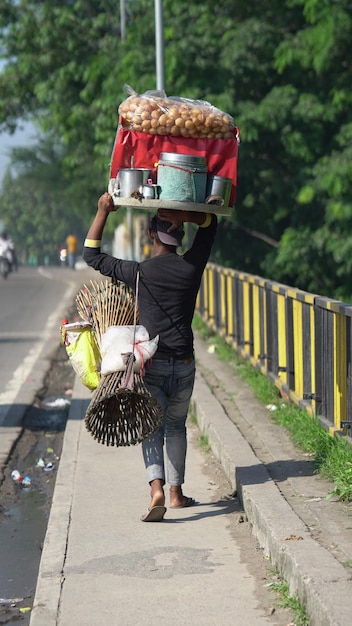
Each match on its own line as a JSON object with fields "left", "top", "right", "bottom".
{"left": 120, "top": 0, "right": 126, "bottom": 41}
{"left": 154, "top": 0, "right": 165, "bottom": 90}
{"left": 119, "top": 1, "right": 165, "bottom": 258}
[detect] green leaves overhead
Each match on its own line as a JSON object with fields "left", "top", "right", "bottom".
{"left": 0, "top": 0, "right": 352, "bottom": 298}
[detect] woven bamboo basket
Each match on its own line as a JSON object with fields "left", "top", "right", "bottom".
{"left": 75, "top": 278, "right": 163, "bottom": 447}
{"left": 84, "top": 369, "right": 163, "bottom": 447}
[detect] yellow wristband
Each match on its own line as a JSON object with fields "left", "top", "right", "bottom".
{"left": 84, "top": 238, "right": 101, "bottom": 247}
{"left": 200, "top": 213, "right": 212, "bottom": 228}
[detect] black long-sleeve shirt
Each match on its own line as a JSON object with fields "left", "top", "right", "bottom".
{"left": 83, "top": 214, "right": 217, "bottom": 359}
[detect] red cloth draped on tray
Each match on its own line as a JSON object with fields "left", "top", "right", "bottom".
{"left": 110, "top": 126, "right": 240, "bottom": 206}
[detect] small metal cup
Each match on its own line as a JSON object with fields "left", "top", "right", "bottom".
{"left": 142, "top": 184, "right": 160, "bottom": 199}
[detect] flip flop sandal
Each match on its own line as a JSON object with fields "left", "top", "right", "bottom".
{"left": 141, "top": 506, "right": 167, "bottom": 522}
{"left": 170, "top": 496, "right": 195, "bottom": 509}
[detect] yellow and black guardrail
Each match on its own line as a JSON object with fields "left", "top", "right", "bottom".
{"left": 196, "top": 263, "right": 352, "bottom": 436}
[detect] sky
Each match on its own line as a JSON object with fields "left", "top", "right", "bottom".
{"left": 0, "top": 59, "right": 36, "bottom": 185}
{"left": 0, "top": 121, "right": 35, "bottom": 185}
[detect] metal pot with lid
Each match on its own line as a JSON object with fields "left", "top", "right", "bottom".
{"left": 118, "top": 168, "right": 153, "bottom": 197}
{"left": 159, "top": 152, "right": 207, "bottom": 167}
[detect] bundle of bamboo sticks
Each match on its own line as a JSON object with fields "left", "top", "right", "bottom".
{"left": 76, "top": 279, "right": 137, "bottom": 346}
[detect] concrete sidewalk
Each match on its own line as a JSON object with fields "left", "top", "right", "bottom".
{"left": 29, "top": 335, "right": 352, "bottom": 626}
{"left": 29, "top": 382, "right": 275, "bottom": 626}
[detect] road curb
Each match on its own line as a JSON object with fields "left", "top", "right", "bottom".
{"left": 191, "top": 365, "right": 351, "bottom": 626}
{"left": 29, "top": 378, "right": 90, "bottom": 626}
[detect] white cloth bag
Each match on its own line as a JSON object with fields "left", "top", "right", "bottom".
{"left": 100, "top": 325, "right": 159, "bottom": 374}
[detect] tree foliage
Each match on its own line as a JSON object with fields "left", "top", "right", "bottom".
{"left": 0, "top": 0, "right": 352, "bottom": 298}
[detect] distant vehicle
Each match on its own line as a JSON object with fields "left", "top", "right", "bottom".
{"left": 0, "top": 231, "right": 15, "bottom": 278}
{"left": 59, "top": 247, "right": 67, "bottom": 266}
{"left": 0, "top": 254, "right": 10, "bottom": 278}
{"left": 74, "top": 256, "right": 88, "bottom": 270}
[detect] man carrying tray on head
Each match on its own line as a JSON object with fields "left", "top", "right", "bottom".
{"left": 83, "top": 192, "right": 217, "bottom": 522}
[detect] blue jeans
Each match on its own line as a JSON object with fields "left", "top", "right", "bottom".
{"left": 67, "top": 252, "right": 76, "bottom": 269}
{"left": 142, "top": 357, "right": 195, "bottom": 486}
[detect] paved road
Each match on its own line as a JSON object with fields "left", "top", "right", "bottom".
{"left": 0, "top": 266, "right": 76, "bottom": 395}
{"left": 0, "top": 264, "right": 97, "bottom": 475}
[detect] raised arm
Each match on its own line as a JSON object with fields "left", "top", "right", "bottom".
{"left": 157, "top": 208, "right": 211, "bottom": 232}
{"left": 85, "top": 193, "right": 117, "bottom": 243}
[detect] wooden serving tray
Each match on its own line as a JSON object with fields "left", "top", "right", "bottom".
{"left": 111, "top": 195, "right": 233, "bottom": 216}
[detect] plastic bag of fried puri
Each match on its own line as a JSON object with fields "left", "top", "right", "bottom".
{"left": 118, "top": 84, "right": 236, "bottom": 139}
{"left": 110, "top": 84, "right": 240, "bottom": 205}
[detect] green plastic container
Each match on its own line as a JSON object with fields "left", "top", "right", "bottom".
{"left": 157, "top": 153, "right": 208, "bottom": 203}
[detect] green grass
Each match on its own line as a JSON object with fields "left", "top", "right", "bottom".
{"left": 188, "top": 406, "right": 211, "bottom": 453}
{"left": 198, "top": 432, "right": 211, "bottom": 454}
{"left": 193, "top": 314, "right": 352, "bottom": 503}
{"left": 266, "top": 573, "right": 309, "bottom": 625}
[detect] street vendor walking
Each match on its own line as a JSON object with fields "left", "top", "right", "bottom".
{"left": 83, "top": 192, "right": 217, "bottom": 521}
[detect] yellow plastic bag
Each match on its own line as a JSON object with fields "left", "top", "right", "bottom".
{"left": 61, "top": 322, "right": 101, "bottom": 391}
